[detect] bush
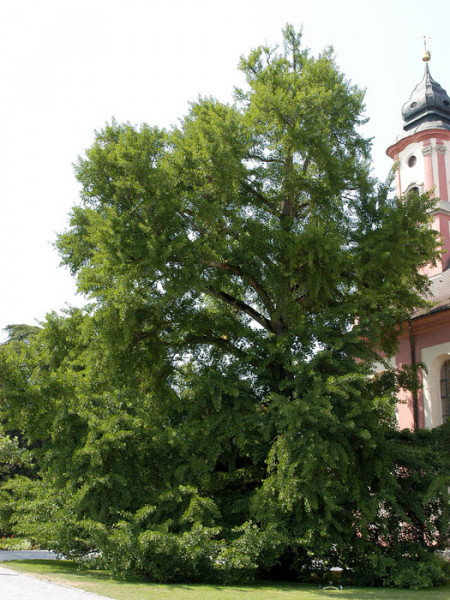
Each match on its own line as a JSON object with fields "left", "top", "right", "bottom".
{"left": 0, "top": 536, "right": 32, "bottom": 550}
{"left": 385, "top": 555, "right": 449, "bottom": 590}
{"left": 137, "top": 525, "right": 223, "bottom": 582}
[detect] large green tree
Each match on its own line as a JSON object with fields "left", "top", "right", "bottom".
{"left": 0, "top": 27, "right": 448, "bottom": 586}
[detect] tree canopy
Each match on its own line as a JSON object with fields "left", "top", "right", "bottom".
{"left": 0, "top": 27, "right": 448, "bottom": 587}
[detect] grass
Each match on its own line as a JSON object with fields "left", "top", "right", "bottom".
{"left": 1, "top": 560, "right": 449, "bottom": 600}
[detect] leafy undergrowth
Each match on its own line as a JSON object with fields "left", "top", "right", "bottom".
{"left": 0, "top": 537, "right": 32, "bottom": 550}
{"left": 2, "top": 560, "right": 449, "bottom": 600}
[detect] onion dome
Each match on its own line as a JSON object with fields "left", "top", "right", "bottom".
{"left": 402, "top": 53, "right": 450, "bottom": 132}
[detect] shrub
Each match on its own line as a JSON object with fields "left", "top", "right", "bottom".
{"left": 0, "top": 536, "right": 32, "bottom": 550}
{"left": 385, "top": 555, "right": 449, "bottom": 589}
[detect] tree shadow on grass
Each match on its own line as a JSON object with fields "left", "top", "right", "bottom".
{"left": 3, "top": 561, "right": 449, "bottom": 599}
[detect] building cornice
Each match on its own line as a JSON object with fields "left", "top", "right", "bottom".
{"left": 401, "top": 305, "right": 450, "bottom": 335}
{"left": 434, "top": 201, "right": 450, "bottom": 216}
{"left": 387, "top": 128, "right": 450, "bottom": 158}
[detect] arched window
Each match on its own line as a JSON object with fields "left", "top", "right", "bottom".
{"left": 403, "top": 183, "right": 422, "bottom": 198}
{"left": 439, "top": 361, "right": 450, "bottom": 422}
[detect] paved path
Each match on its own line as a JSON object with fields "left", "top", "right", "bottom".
{"left": 0, "top": 550, "right": 60, "bottom": 561}
{"left": 0, "top": 566, "right": 111, "bottom": 599}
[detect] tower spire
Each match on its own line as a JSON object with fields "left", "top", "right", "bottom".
{"left": 400, "top": 46, "right": 450, "bottom": 133}
{"left": 423, "top": 36, "right": 431, "bottom": 63}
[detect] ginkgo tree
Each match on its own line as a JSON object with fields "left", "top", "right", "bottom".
{"left": 0, "top": 26, "right": 448, "bottom": 587}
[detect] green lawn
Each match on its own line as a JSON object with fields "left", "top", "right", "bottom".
{"left": 2, "top": 560, "right": 449, "bottom": 600}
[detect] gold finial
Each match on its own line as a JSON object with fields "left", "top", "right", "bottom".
{"left": 423, "top": 36, "right": 431, "bottom": 61}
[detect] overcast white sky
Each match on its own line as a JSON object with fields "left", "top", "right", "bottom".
{"left": 0, "top": 0, "right": 449, "bottom": 340}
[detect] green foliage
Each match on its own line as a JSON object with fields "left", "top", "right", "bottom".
{"left": 2, "top": 324, "right": 41, "bottom": 345}
{"left": 0, "top": 431, "right": 32, "bottom": 474}
{"left": 332, "top": 422, "right": 450, "bottom": 588}
{"left": 385, "top": 555, "right": 449, "bottom": 590}
{"left": 0, "top": 535, "right": 32, "bottom": 550}
{"left": 0, "top": 26, "right": 446, "bottom": 588}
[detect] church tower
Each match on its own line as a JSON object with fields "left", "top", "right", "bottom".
{"left": 385, "top": 51, "right": 450, "bottom": 431}
{"left": 387, "top": 50, "right": 450, "bottom": 276}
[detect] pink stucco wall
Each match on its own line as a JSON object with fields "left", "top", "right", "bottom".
{"left": 396, "top": 312, "right": 450, "bottom": 429}
{"left": 437, "top": 213, "right": 450, "bottom": 270}
{"left": 387, "top": 130, "right": 450, "bottom": 429}
{"left": 421, "top": 213, "right": 450, "bottom": 277}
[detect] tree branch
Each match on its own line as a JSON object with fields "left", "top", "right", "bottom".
{"left": 183, "top": 333, "right": 249, "bottom": 359}
{"left": 202, "top": 260, "right": 275, "bottom": 314}
{"left": 242, "top": 180, "right": 272, "bottom": 210}
{"left": 269, "top": 104, "right": 293, "bottom": 127}
{"left": 206, "top": 287, "right": 273, "bottom": 332}
{"left": 202, "top": 258, "right": 275, "bottom": 314}
{"left": 246, "top": 153, "right": 284, "bottom": 164}
{"left": 178, "top": 210, "right": 208, "bottom": 236}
